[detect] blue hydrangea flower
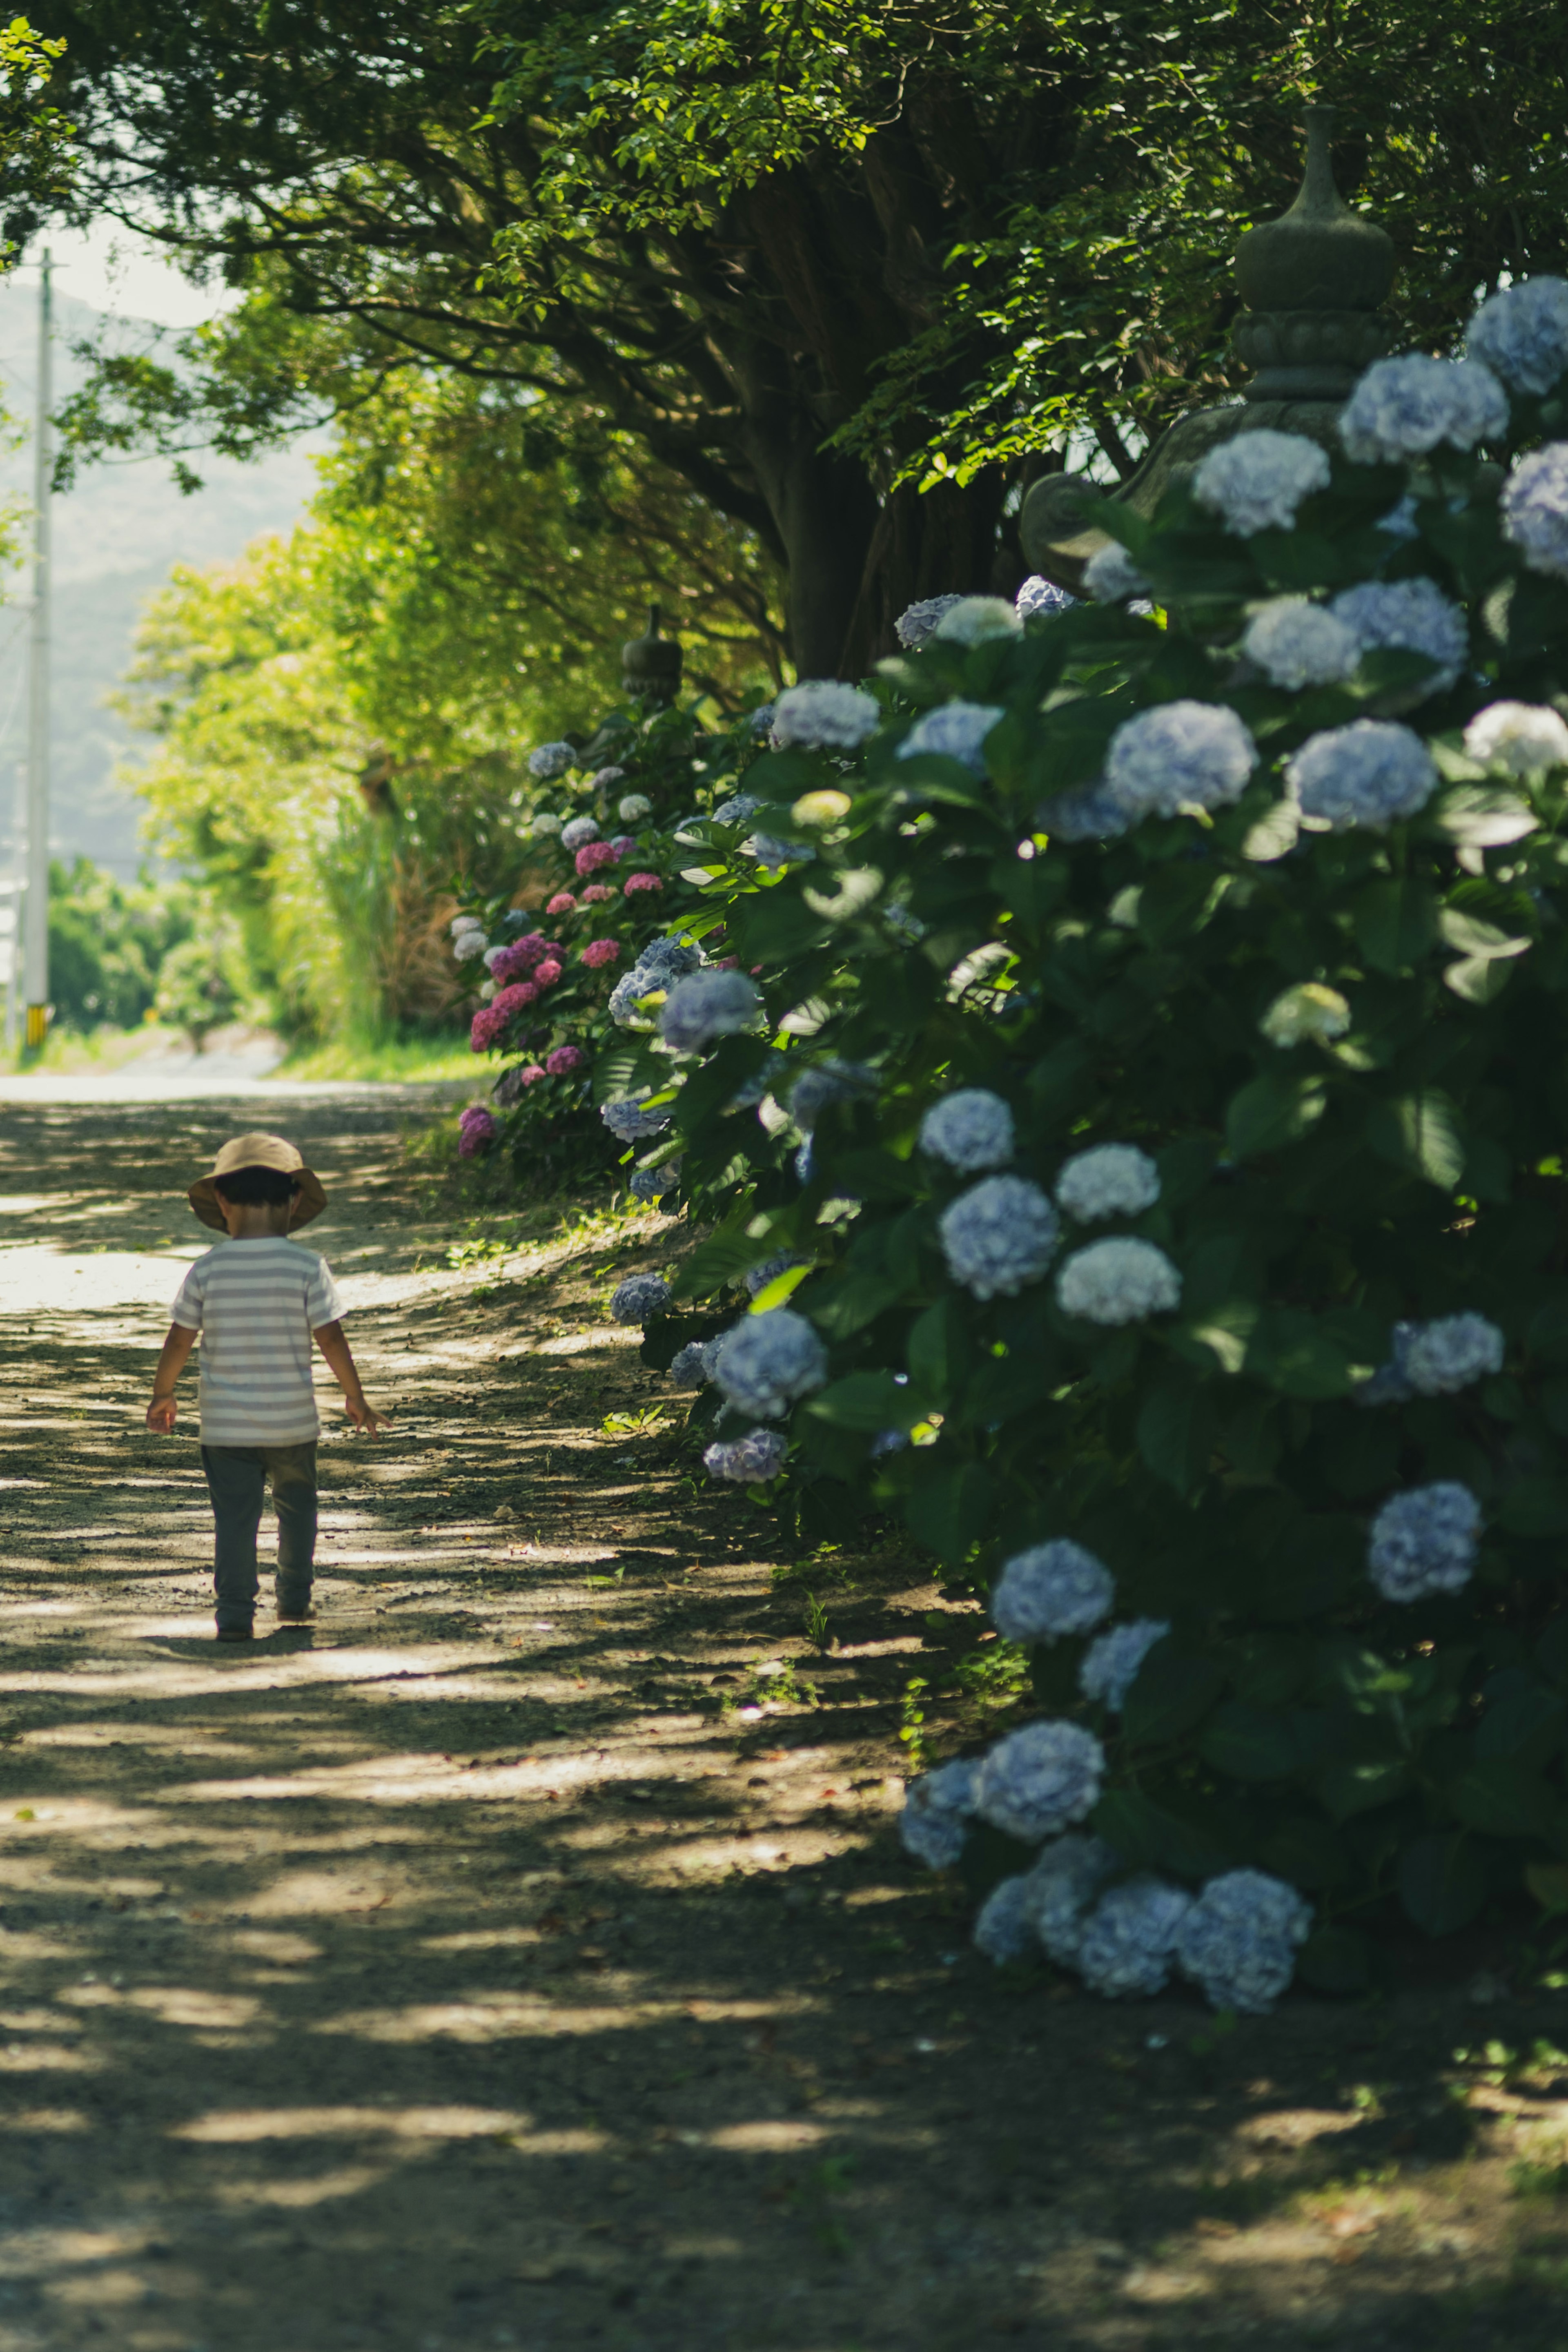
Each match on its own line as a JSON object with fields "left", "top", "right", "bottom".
{"left": 1083, "top": 544, "right": 1149, "bottom": 602}
{"left": 1330, "top": 577, "right": 1468, "bottom": 696}
{"left": 528, "top": 741, "right": 575, "bottom": 780}
{"left": 1103, "top": 701, "right": 1256, "bottom": 821}
{"left": 609, "top": 1273, "right": 672, "bottom": 1325}
{"left": 1078, "top": 1618, "right": 1171, "bottom": 1710}
{"left": 791, "top": 1061, "right": 877, "bottom": 1133}
{"left": 1243, "top": 599, "right": 1360, "bottom": 689}
{"left": 1502, "top": 444, "right": 1568, "bottom": 580}
{"left": 1467, "top": 276, "right": 1568, "bottom": 395}
{"left": 669, "top": 1340, "right": 712, "bottom": 1387}
{"left": 1056, "top": 1237, "right": 1181, "bottom": 1325}
{"left": 1077, "top": 1876, "right": 1195, "bottom": 1998}
{"left": 898, "top": 1758, "right": 978, "bottom": 1869}
{"left": 560, "top": 815, "right": 600, "bottom": 850}
{"left": 1464, "top": 700, "right": 1568, "bottom": 777}
{"left": 601, "top": 1095, "right": 675, "bottom": 1142}
{"left": 703, "top": 1428, "right": 788, "bottom": 1484}
{"left": 1036, "top": 782, "right": 1133, "bottom": 842}
{"left": 629, "top": 1159, "right": 681, "bottom": 1204}
{"left": 973, "top": 1873, "right": 1043, "bottom": 1964}
{"left": 713, "top": 1308, "right": 828, "bottom": 1420}
{"left": 1285, "top": 720, "right": 1437, "bottom": 831}
{"left": 973, "top": 1720, "right": 1105, "bottom": 1843}
{"left": 895, "top": 700, "right": 1006, "bottom": 777}
{"left": 939, "top": 1175, "right": 1061, "bottom": 1300}
{"left": 933, "top": 596, "right": 1022, "bottom": 645}
{"left": 1192, "top": 430, "right": 1330, "bottom": 535}
{"left": 744, "top": 1252, "right": 809, "bottom": 1297}
{"left": 1368, "top": 1481, "right": 1481, "bottom": 1601}
{"left": 750, "top": 831, "right": 817, "bottom": 872}
{"left": 713, "top": 792, "right": 762, "bottom": 825}
{"left": 1394, "top": 1313, "right": 1504, "bottom": 1395}
{"left": 1016, "top": 575, "right": 1077, "bottom": 620}
{"left": 746, "top": 706, "right": 775, "bottom": 740}
{"left": 1022, "top": 1834, "right": 1121, "bottom": 1965}
{"left": 659, "top": 969, "right": 760, "bottom": 1052}
{"left": 919, "top": 1089, "right": 1015, "bottom": 1174}
{"left": 1174, "top": 1870, "right": 1313, "bottom": 2014}
{"left": 1055, "top": 1144, "right": 1160, "bottom": 1223}
{"left": 991, "top": 1541, "right": 1115, "bottom": 1644}
{"left": 1340, "top": 354, "right": 1508, "bottom": 463}
{"left": 609, "top": 938, "right": 704, "bottom": 1025}
{"left": 895, "top": 594, "right": 966, "bottom": 649}
{"left": 771, "top": 680, "right": 880, "bottom": 751}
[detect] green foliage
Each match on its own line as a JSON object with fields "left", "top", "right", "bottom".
{"left": 45, "top": 858, "right": 194, "bottom": 1030}
{"left": 153, "top": 928, "right": 241, "bottom": 1050}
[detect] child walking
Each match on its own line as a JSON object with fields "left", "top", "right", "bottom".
{"left": 145, "top": 1132, "right": 386, "bottom": 1640}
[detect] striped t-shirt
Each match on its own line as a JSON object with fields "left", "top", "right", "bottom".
{"left": 171, "top": 1237, "right": 344, "bottom": 1445}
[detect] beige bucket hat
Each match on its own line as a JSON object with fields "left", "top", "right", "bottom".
{"left": 188, "top": 1132, "right": 328, "bottom": 1234}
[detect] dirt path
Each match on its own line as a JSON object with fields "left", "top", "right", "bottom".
{"left": 0, "top": 1091, "right": 1564, "bottom": 2352}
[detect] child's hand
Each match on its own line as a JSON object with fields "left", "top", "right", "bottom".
{"left": 344, "top": 1393, "right": 389, "bottom": 1439}
{"left": 147, "top": 1396, "right": 178, "bottom": 1435}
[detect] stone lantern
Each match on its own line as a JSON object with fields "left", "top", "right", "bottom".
{"left": 1022, "top": 108, "right": 1397, "bottom": 591}
{"left": 621, "top": 603, "right": 684, "bottom": 704}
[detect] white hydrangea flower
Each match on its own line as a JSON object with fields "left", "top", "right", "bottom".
{"left": 1174, "top": 1870, "right": 1313, "bottom": 2015}
{"left": 1192, "top": 429, "right": 1330, "bottom": 535}
{"left": 1056, "top": 1237, "right": 1181, "bottom": 1325}
{"left": 609, "top": 1273, "right": 672, "bottom": 1325}
{"left": 529, "top": 742, "right": 575, "bottom": 780}
{"left": 919, "top": 1089, "right": 1015, "bottom": 1173}
{"left": 1243, "top": 599, "right": 1361, "bottom": 689}
{"left": 1103, "top": 701, "right": 1256, "bottom": 821}
{"left": 933, "top": 595, "right": 1023, "bottom": 645}
{"left": 1394, "top": 1313, "right": 1505, "bottom": 1395}
{"left": 1340, "top": 353, "right": 1508, "bottom": 464}
{"left": 1464, "top": 700, "right": 1568, "bottom": 777}
{"left": 713, "top": 1308, "right": 828, "bottom": 1420}
{"left": 1259, "top": 983, "right": 1352, "bottom": 1048}
{"left": 452, "top": 927, "right": 488, "bottom": 963}
{"left": 939, "top": 1175, "right": 1061, "bottom": 1300}
{"left": 1022, "top": 1834, "right": 1121, "bottom": 1965}
{"left": 532, "top": 810, "right": 564, "bottom": 837}
{"left": 659, "top": 969, "right": 760, "bottom": 1052}
{"left": 704, "top": 1428, "right": 788, "bottom": 1484}
{"left": 1368, "top": 1481, "right": 1481, "bottom": 1601}
{"left": 617, "top": 792, "right": 653, "bottom": 822}
{"left": 588, "top": 765, "right": 626, "bottom": 790}
{"left": 1501, "top": 443, "right": 1568, "bottom": 580}
{"left": 972, "top": 1720, "right": 1105, "bottom": 1842}
{"left": 1078, "top": 1618, "right": 1171, "bottom": 1710}
{"left": 1467, "top": 275, "right": 1568, "bottom": 395}
{"left": 895, "top": 594, "right": 966, "bottom": 649}
{"left": 481, "top": 943, "right": 512, "bottom": 972}
{"left": 771, "top": 680, "right": 880, "bottom": 751}
{"left": 478, "top": 978, "right": 497, "bottom": 1002}
{"left": 1083, "top": 543, "right": 1150, "bottom": 602}
{"left": 560, "top": 815, "right": 601, "bottom": 850}
{"left": 991, "top": 1541, "right": 1115, "bottom": 1644}
{"left": 973, "top": 1873, "right": 1043, "bottom": 1964}
{"left": 1330, "top": 577, "right": 1468, "bottom": 696}
{"left": 895, "top": 700, "right": 1006, "bottom": 777}
{"left": 1016, "top": 576, "right": 1077, "bottom": 620}
{"left": 1055, "top": 1144, "right": 1160, "bottom": 1223}
{"left": 450, "top": 912, "right": 481, "bottom": 937}
{"left": 1285, "top": 719, "right": 1437, "bottom": 830}
{"left": 899, "top": 1757, "right": 977, "bottom": 1870}
{"left": 1078, "top": 1876, "right": 1195, "bottom": 1998}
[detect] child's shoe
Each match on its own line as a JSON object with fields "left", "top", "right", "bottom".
{"left": 216, "top": 1620, "right": 254, "bottom": 1642}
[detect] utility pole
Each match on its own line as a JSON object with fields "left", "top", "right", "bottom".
{"left": 22, "top": 247, "right": 50, "bottom": 1052}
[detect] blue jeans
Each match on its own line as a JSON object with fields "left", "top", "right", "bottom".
{"left": 200, "top": 1442, "right": 318, "bottom": 1628}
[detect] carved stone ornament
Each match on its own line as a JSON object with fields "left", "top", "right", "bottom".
{"left": 621, "top": 602, "right": 684, "bottom": 704}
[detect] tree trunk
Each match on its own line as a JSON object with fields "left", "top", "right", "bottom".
{"left": 834, "top": 475, "right": 1011, "bottom": 679}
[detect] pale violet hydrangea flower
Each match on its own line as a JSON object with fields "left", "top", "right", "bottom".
{"left": 919, "top": 1089, "right": 1015, "bottom": 1173}
{"left": 1192, "top": 429, "right": 1330, "bottom": 535}
{"left": 899, "top": 1757, "right": 978, "bottom": 1870}
{"left": 1330, "top": 577, "right": 1467, "bottom": 695}
{"left": 933, "top": 595, "right": 1023, "bottom": 645}
{"left": 704, "top": 1428, "right": 788, "bottom": 1484}
{"left": 1103, "top": 701, "right": 1256, "bottom": 821}
{"left": 771, "top": 680, "right": 880, "bottom": 751}
{"left": 1465, "top": 700, "right": 1568, "bottom": 777}
{"left": 939, "top": 1176, "right": 1061, "bottom": 1300}
{"left": 895, "top": 594, "right": 965, "bottom": 650}
{"left": 1285, "top": 720, "right": 1437, "bottom": 831}
{"left": 1368, "top": 1481, "right": 1481, "bottom": 1601}
{"left": 1056, "top": 1144, "right": 1160, "bottom": 1224}
{"left": 560, "top": 815, "right": 600, "bottom": 850}
{"left": 991, "top": 1541, "right": 1114, "bottom": 1645}
{"left": 1243, "top": 599, "right": 1361, "bottom": 689}
{"left": 713, "top": 792, "right": 762, "bottom": 827}
{"left": 617, "top": 792, "right": 653, "bottom": 823}
{"left": 529, "top": 742, "right": 575, "bottom": 780}
{"left": 896, "top": 701, "right": 1006, "bottom": 776}
{"left": 713, "top": 1308, "right": 827, "bottom": 1420}
{"left": 1079, "top": 1618, "right": 1171, "bottom": 1710}
{"left": 1017, "top": 576, "right": 1077, "bottom": 621}
{"left": 1260, "top": 983, "right": 1351, "bottom": 1048}
{"left": 973, "top": 1873, "right": 1044, "bottom": 1964}
{"left": 1056, "top": 1237, "right": 1181, "bottom": 1325}
{"left": 1340, "top": 353, "right": 1508, "bottom": 464}
{"left": 609, "top": 1273, "right": 672, "bottom": 1324}
{"left": 659, "top": 969, "right": 760, "bottom": 1052}
{"left": 1501, "top": 444, "right": 1568, "bottom": 580}
{"left": 1083, "top": 543, "right": 1150, "bottom": 602}
{"left": 973, "top": 1720, "right": 1105, "bottom": 1842}
{"left": 1467, "top": 276, "right": 1568, "bottom": 395}
{"left": 669, "top": 1340, "right": 713, "bottom": 1387}
{"left": 1078, "top": 1876, "right": 1195, "bottom": 1998}
{"left": 1174, "top": 1871, "right": 1313, "bottom": 2015}
{"left": 1023, "top": 1835, "right": 1121, "bottom": 1965}
{"left": 1395, "top": 1313, "right": 1504, "bottom": 1395}
{"left": 601, "top": 1095, "right": 674, "bottom": 1142}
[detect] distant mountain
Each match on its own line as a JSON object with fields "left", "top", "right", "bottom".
{"left": 0, "top": 279, "right": 319, "bottom": 876}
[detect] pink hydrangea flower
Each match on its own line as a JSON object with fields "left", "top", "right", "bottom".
{"left": 711, "top": 953, "right": 741, "bottom": 970}
{"left": 489, "top": 933, "right": 550, "bottom": 983}
{"left": 457, "top": 1106, "right": 498, "bottom": 1158}
{"left": 533, "top": 959, "right": 563, "bottom": 988}
{"left": 492, "top": 980, "right": 540, "bottom": 1017}
{"left": 610, "top": 834, "right": 636, "bottom": 855}
{"left": 575, "top": 841, "right": 619, "bottom": 877}
{"left": 519, "top": 1063, "right": 547, "bottom": 1084}
{"left": 581, "top": 883, "right": 613, "bottom": 904}
{"left": 581, "top": 938, "right": 620, "bottom": 969}
{"left": 624, "top": 871, "right": 663, "bottom": 896}
{"left": 470, "top": 1005, "right": 506, "bottom": 1052}
{"left": 546, "top": 891, "right": 577, "bottom": 915}
{"left": 546, "top": 1044, "right": 587, "bottom": 1075}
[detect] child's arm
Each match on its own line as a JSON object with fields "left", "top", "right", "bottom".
{"left": 312, "top": 1320, "right": 388, "bottom": 1437}
{"left": 147, "top": 1323, "right": 198, "bottom": 1433}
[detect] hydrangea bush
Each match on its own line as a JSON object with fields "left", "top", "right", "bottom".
{"left": 604, "top": 277, "right": 1568, "bottom": 2001}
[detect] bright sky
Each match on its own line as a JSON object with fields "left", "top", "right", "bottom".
{"left": 11, "top": 216, "right": 232, "bottom": 330}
